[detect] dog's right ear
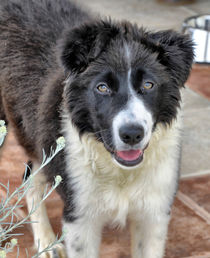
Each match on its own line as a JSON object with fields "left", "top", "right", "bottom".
{"left": 60, "top": 21, "right": 120, "bottom": 73}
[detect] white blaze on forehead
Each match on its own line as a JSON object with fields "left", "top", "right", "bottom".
{"left": 112, "top": 68, "right": 154, "bottom": 150}
{"left": 125, "top": 43, "right": 131, "bottom": 64}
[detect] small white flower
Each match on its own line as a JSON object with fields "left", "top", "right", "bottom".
{"left": 10, "top": 238, "right": 18, "bottom": 246}
{"left": 56, "top": 136, "right": 65, "bottom": 149}
{"left": 0, "top": 250, "right": 6, "bottom": 258}
{"left": 0, "top": 120, "right": 5, "bottom": 126}
{"left": 62, "top": 227, "right": 68, "bottom": 235}
{"left": 0, "top": 125, "right": 7, "bottom": 136}
{"left": 55, "top": 175, "right": 62, "bottom": 185}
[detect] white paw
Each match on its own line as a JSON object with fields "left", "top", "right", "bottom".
{"left": 39, "top": 243, "right": 67, "bottom": 258}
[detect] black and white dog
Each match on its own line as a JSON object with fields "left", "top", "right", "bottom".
{"left": 0, "top": 0, "right": 194, "bottom": 257}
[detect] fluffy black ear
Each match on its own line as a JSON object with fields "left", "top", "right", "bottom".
{"left": 60, "top": 20, "right": 120, "bottom": 73}
{"left": 148, "top": 30, "right": 194, "bottom": 86}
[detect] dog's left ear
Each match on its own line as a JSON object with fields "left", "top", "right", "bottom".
{"left": 149, "top": 30, "right": 194, "bottom": 85}
{"left": 60, "top": 21, "right": 120, "bottom": 73}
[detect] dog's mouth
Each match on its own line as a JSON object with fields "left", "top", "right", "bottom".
{"left": 99, "top": 132, "right": 147, "bottom": 168}
{"left": 113, "top": 149, "right": 144, "bottom": 167}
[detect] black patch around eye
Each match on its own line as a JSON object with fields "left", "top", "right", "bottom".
{"left": 130, "top": 69, "right": 144, "bottom": 94}
{"left": 131, "top": 69, "right": 158, "bottom": 95}
{"left": 96, "top": 71, "right": 119, "bottom": 92}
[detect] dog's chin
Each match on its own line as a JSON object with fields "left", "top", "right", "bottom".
{"left": 112, "top": 149, "right": 144, "bottom": 169}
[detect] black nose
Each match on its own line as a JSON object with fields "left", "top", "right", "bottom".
{"left": 119, "top": 125, "right": 144, "bottom": 145}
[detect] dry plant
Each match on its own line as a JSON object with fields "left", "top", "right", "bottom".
{"left": 0, "top": 121, "right": 65, "bottom": 257}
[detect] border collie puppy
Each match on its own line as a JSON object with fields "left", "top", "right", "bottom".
{"left": 0, "top": 0, "right": 193, "bottom": 257}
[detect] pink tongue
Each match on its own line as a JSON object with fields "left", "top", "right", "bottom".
{"left": 116, "top": 149, "right": 142, "bottom": 161}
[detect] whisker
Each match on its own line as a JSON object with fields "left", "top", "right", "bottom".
{"left": 92, "top": 129, "right": 109, "bottom": 136}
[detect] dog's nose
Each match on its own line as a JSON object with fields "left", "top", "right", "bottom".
{"left": 119, "top": 125, "right": 144, "bottom": 145}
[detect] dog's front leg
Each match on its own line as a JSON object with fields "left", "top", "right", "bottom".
{"left": 63, "top": 214, "right": 104, "bottom": 258}
{"left": 26, "top": 162, "right": 66, "bottom": 258}
{"left": 130, "top": 213, "right": 170, "bottom": 258}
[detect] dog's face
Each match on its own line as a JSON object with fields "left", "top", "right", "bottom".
{"left": 61, "top": 20, "right": 194, "bottom": 169}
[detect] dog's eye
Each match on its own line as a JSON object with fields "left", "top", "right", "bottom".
{"left": 143, "top": 82, "right": 154, "bottom": 90}
{"left": 96, "top": 83, "right": 111, "bottom": 94}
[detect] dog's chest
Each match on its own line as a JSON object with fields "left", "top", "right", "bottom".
{"left": 64, "top": 141, "right": 172, "bottom": 225}
{"left": 63, "top": 117, "right": 180, "bottom": 225}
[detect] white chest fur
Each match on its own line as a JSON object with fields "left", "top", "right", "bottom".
{"left": 62, "top": 113, "right": 181, "bottom": 227}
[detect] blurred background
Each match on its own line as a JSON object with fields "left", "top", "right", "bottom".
{"left": 0, "top": 0, "right": 210, "bottom": 257}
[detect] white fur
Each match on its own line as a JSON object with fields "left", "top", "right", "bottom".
{"left": 63, "top": 217, "right": 104, "bottom": 258}
{"left": 125, "top": 44, "right": 131, "bottom": 65}
{"left": 112, "top": 69, "right": 153, "bottom": 154}
{"left": 112, "top": 96, "right": 153, "bottom": 151}
{"left": 62, "top": 109, "right": 181, "bottom": 258}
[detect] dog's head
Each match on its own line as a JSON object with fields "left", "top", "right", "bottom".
{"left": 60, "top": 20, "right": 194, "bottom": 169}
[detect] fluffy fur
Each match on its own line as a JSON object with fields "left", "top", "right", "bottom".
{"left": 0, "top": 0, "right": 194, "bottom": 257}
